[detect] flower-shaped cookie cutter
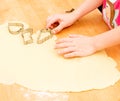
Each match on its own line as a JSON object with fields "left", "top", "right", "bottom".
{"left": 37, "top": 28, "right": 53, "bottom": 44}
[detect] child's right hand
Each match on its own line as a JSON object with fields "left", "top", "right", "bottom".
{"left": 46, "top": 13, "right": 77, "bottom": 34}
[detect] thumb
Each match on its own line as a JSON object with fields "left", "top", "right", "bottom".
{"left": 52, "top": 24, "right": 64, "bottom": 34}
{"left": 69, "top": 34, "right": 80, "bottom": 38}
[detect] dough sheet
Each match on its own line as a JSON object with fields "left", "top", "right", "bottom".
{"left": 0, "top": 22, "right": 120, "bottom": 92}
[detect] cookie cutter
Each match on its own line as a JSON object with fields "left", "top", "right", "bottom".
{"left": 8, "top": 23, "right": 24, "bottom": 35}
{"left": 21, "top": 28, "right": 33, "bottom": 45}
{"left": 37, "top": 28, "right": 53, "bottom": 44}
{"left": 8, "top": 22, "right": 33, "bottom": 45}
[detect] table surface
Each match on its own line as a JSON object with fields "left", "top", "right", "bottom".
{"left": 0, "top": 0, "right": 120, "bottom": 101}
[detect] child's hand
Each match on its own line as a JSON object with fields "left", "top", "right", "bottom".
{"left": 55, "top": 34, "right": 97, "bottom": 58}
{"left": 46, "top": 13, "right": 77, "bottom": 34}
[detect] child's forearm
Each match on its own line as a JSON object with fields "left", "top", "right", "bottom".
{"left": 72, "top": 0, "right": 103, "bottom": 20}
{"left": 94, "top": 26, "right": 120, "bottom": 51}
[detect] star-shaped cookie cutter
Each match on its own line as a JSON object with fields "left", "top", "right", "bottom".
{"left": 37, "top": 28, "right": 54, "bottom": 44}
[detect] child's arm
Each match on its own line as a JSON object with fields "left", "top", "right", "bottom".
{"left": 94, "top": 26, "right": 120, "bottom": 51}
{"left": 46, "top": 0, "right": 103, "bottom": 34}
{"left": 71, "top": 0, "right": 103, "bottom": 20}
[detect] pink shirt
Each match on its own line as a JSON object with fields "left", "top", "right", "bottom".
{"left": 103, "top": 0, "right": 120, "bottom": 29}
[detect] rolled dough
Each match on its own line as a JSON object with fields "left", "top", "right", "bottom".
{"left": 0, "top": 22, "right": 120, "bottom": 92}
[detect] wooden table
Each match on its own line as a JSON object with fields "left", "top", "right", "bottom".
{"left": 0, "top": 0, "right": 120, "bottom": 101}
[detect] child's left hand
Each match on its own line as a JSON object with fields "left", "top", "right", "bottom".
{"left": 55, "top": 34, "right": 97, "bottom": 58}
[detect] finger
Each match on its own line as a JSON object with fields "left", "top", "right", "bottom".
{"left": 55, "top": 42, "right": 73, "bottom": 49}
{"left": 64, "top": 51, "right": 79, "bottom": 58}
{"left": 69, "top": 34, "right": 80, "bottom": 38}
{"left": 46, "top": 17, "right": 59, "bottom": 29}
{"left": 56, "top": 37, "right": 72, "bottom": 44}
{"left": 52, "top": 23, "right": 65, "bottom": 34}
{"left": 47, "top": 14, "right": 60, "bottom": 22}
{"left": 57, "top": 47, "right": 75, "bottom": 55}
{"left": 69, "top": 34, "right": 86, "bottom": 38}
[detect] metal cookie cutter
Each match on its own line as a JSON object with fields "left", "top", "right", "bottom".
{"left": 21, "top": 28, "right": 33, "bottom": 45}
{"left": 8, "top": 23, "right": 24, "bottom": 35}
{"left": 37, "top": 28, "right": 53, "bottom": 44}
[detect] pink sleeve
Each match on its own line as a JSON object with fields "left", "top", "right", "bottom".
{"left": 103, "top": 0, "right": 107, "bottom": 8}
{"left": 114, "top": 0, "right": 120, "bottom": 25}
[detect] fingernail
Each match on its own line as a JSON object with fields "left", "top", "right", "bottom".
{"left": 52, "top": 30, "right": 56, "bottom": 34}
